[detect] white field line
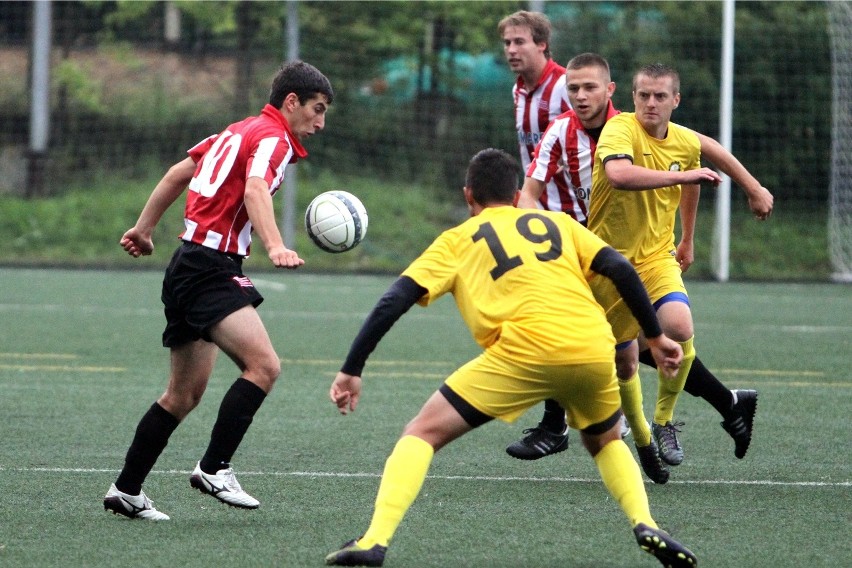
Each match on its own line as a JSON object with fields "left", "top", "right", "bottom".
{"left": 1, "top": 466, "right": 848, "bottom": 488}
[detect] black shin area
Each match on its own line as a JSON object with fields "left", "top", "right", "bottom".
{"left": 199, "top": 377, "right": 266, "bottom": 473}
{"left": 115, "top": 402, "right": 180, "bottom": 495}
{"left": 538, "top": 398, "right": 568, "bottom": 433}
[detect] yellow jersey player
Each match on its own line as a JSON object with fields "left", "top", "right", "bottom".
{"left": 325, "top": 148, "right": 697, "bottom": 568}
{"left": 512, "top": 53, "right": 766, "bottom": 481}
{"left": 589, "top": 63, "right": 722, "bottom": 469}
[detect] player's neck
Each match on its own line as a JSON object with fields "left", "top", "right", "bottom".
{"left": 520, "top": 58, "right": 548, "bottom": 90}
{"left": 645, "top": 124, "right": 669, "bottom": 139}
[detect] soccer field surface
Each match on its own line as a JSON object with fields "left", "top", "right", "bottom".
{"left": 0, "top": 269, "right": 849, "bottom": 567}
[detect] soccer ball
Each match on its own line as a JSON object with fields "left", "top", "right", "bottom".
{"left": 304, "top": 190, "right": 369, "bottom": 253}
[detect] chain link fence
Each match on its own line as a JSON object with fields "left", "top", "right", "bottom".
{"left": 0, "top": 1, "right": 837, "bottom": 205}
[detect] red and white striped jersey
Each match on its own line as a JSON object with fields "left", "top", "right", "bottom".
{"left": 512, "top": 58, "right": 574, "bottom": 218}
{"left": 181, "top": 104, "right": 306, "bottom": 257}
{"left": 526, "top": 101, "right": 620, "bottom": 224}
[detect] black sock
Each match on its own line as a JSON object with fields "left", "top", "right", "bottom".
{"left": 638, "top": 350, "right": 735, "bottom": 418}
{"left": 115, "top": 402, "right": 180, "bottom": 495}
{"left": 199, "top": 378, "right": 266, "bottom": 474}
{"left": 538, "top": 398, "right": 567, "bottom": 433}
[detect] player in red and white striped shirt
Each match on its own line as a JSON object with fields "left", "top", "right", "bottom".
{"left": 500, "top": 13, "right": 622, "bottom": 461}
{"left": 498, "top": 11, "right": 582, "bottom": 220}
{"left": 104, "top": 61, "right": 333, "bottom": 521}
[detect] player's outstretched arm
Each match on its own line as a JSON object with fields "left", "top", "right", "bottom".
{"left": 244, "top": 176, "right": 304, "bottom": 269}
{"left": 604, "top": 157, "right": 721, "bottom": 191}
{"left": 589, "top": 245, "right": 682, "bottom": 378}
{"left": 693, "top": 131, "right": 773, "bottom": 220}
{"left": 331, "top": 276, "right": 427, "bottom": 414}
{"left": 120, "top": 157, "right": 196, "bottom": 257}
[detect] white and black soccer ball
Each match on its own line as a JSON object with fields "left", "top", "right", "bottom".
{"left": 304, "top": 190, "right": 369, "bottom": 253}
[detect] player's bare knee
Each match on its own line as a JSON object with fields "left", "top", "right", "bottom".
{"left": 580, "top": 427, "right": 620, "bottom": 457}
{"left": 159, "top": 388, "right": 203, "bottom": 419}
{"left": 616, "top": 360, "right": 637, "bottom": 380}
{"left": 246, "top": 354, "right": 281, "bottom": 390}
{"left": 615, "top": 351, "right": 638, "bottom": 378}
{"left": 658, "top": 305, "right": 694, "bottom": 340}
{"left": 663, "top": 325, "right": 693, "bottom": 342}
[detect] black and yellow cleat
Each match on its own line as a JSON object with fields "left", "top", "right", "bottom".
{"left": 652, "top": 421, "right": 685, "bottom": 466}
{"left": 634, "top": 523, "right": 697, "bottom": 567}
{"left": 636, "top": 439, "right": 670, "bottom": 484}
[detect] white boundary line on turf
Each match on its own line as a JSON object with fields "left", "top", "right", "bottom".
{"left": 3, "top": 466, "right": 849, "bottom": 487}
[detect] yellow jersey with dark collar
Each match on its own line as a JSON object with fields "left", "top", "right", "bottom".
{"left": 402, "top": 206, "right": 615, "bottom": 365}
{"left": 588, "top": 112, "right": 700, "bottom": 265}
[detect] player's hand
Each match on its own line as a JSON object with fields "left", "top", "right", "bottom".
{"left": 675, "top": 239, "right": 694, "bottom": 273}
{"left": 330, "top": 371, "right": 362, "bottom": 415}
{"left": 683, "top": 167, "right": 723, "bottom": 186}
{"left": 119, "top": 227, "right": 154, "bottom": 257}
{"left": 268, "top": 245, "right": 304, "bottom": 269}
{"left": 645, "top": 335, "right": 683, "bottom": 380}
{"left": 747, "top": 186, "right": 773, "bottom": 220}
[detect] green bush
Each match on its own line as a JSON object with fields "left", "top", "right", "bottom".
{"left": 0, "top": 168, "right": 831, "bottom": 280}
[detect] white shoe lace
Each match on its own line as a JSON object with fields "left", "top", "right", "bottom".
{"left": 220, "top": 468, "right": 244, "bottom": 493}
{"left": 140, "top": 493, "right": 155, "bottom": 509}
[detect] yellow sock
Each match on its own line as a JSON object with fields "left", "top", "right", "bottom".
{"left": 619, "top": 372, "right": 651, "bottom": 446}
{"left": 654, "top": 336, "right": 695, "bottom": 425}
{"left": 358, "top": 435, "right": 434, "bottom": 548}
{"left": 594, "top": 440, "right": 657, "bottom": 528}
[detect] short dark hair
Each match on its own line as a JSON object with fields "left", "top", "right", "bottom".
{"left": 269, "top": 60, "right": 334, "bottom": 108}
{"left": 633, "top": 62, "right": 680, "bottom": 93}
{"left": 465, "top": 149, "right": 522, "bottom": 205}
{"left": 566, "top": 52, "right": 611, "bottom": 81}
{"left": 497, "top": 11, "right": 552, "bottom": 59}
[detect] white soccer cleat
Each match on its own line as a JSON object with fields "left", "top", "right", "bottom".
{"left": 103, "top": 483, "right": 170, "bottom": 520}
{"left": 189, "top": 462, "right": 260, "bottom": 509}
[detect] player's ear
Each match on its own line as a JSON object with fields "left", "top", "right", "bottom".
{"left": 512, "top": 190, "right": 521, "bottom": 207}
{"left": 283, "top": 92, "right": 300, "bottom": 112}
{"left": 463, "top": 186, "right": 474, "bottom": 207}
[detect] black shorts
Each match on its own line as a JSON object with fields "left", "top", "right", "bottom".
{"left": 161, "top": 241, "right": 264, "bottom": 348}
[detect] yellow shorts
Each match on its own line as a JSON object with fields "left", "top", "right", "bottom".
{"left": 589, "top": 251, "right": 688, "bottom": 345}
{"left": 444, "top": 351, "right": 620, "bottom": 431}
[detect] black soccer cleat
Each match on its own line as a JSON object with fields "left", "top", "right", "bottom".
{"left": 721, "top": 389, "right": 758, "bottom": 459}
{"left": 634, "top": 523, "right": 698, "bottom": 567}
{"left": 652, "top": 421, "right": 685, "bottom": 466}
{"left": 325, "top": 539, "right": 387, "bottom": 567}
{"left": 636, "top": 439, "right": 670, "bottom": 484}
{"left": 506, "top": 426, "right": 569, "bottom": 460}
